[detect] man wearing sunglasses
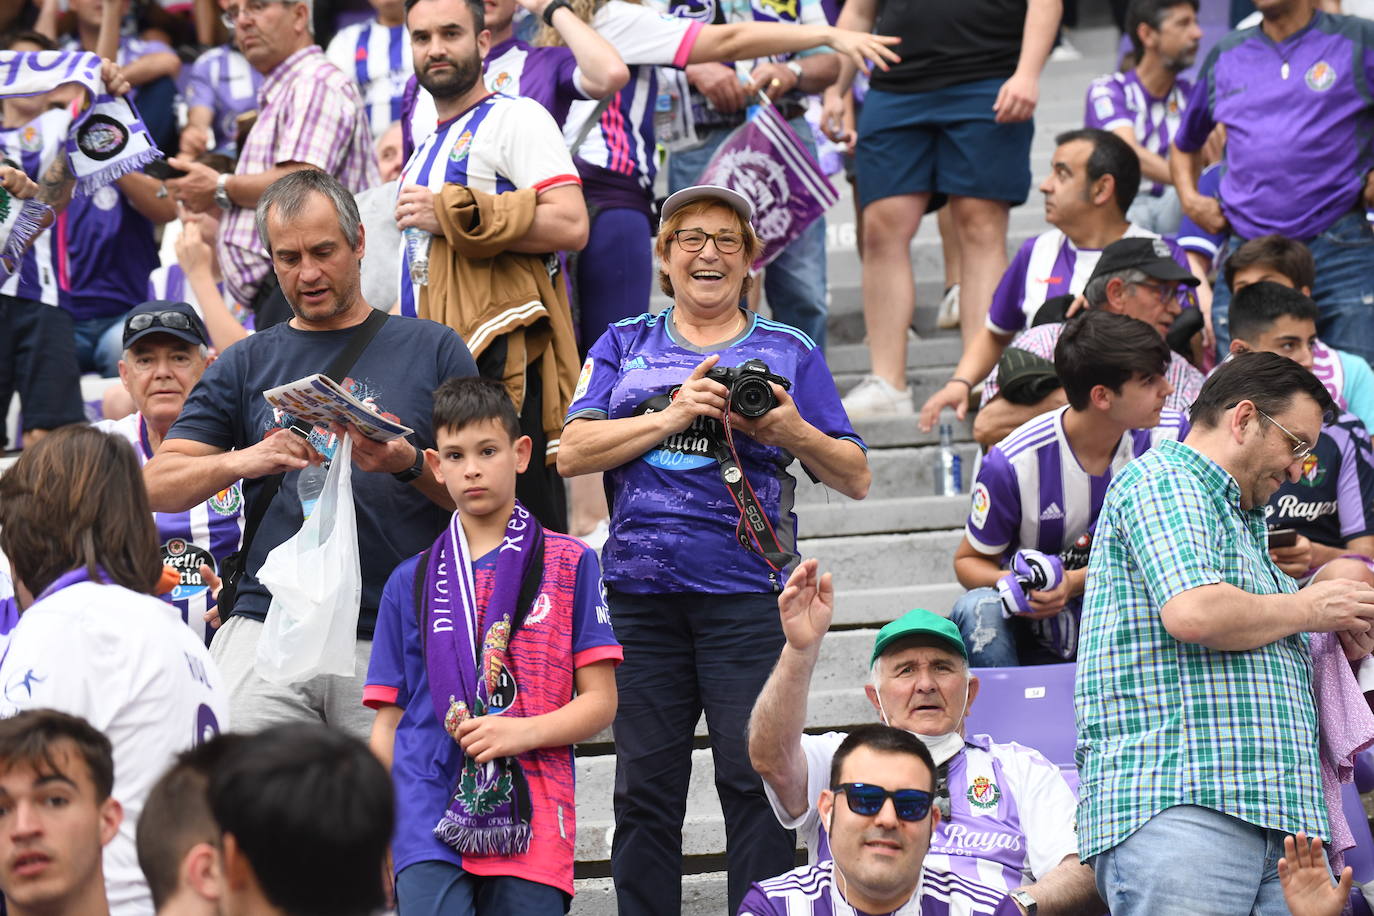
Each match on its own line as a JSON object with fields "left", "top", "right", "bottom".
{"left": 740, "top": 724, "right": 1019, "bottom": 915}
{"left": 970, "top": 236, "right": 1205, "bottom": 449}
{"left": 750, "top": 576, "right": 1098, "bottom": 915}
{"left": 1076, "top": 351, "right": 1374, "bottom": 914}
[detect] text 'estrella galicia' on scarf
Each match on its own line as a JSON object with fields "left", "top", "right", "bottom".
{"left": 0, "top": 50, "right": 162, "bottom": 281}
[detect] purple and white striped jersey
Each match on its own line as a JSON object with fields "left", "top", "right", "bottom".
{"left": 1083, "top": 70, "right": 1191, "bottom": 198}
{"left": 739, "top": 859, "right": 1021, "bottom": 916}
{"left": 96, "top": 413, "right": 244, "bottom": 644}
{"left": 1265, "top": 410, "right": 1374, "bottom": 549}
{"left": 184, "top": 44, "right": 262, "bottom": 156}
{"left": 965, "top": 406, "right": 1189, "bottom": 658}
{"left": 764, "top": 733, "right": 1079, "bottom": 897}
{"left": 0, "top": 108, "right": 66, "bottom": 305}
{"left": 326, "top": 18, "right": 414, "bottom": 140}
{"left": 985, "top": 224, "right": 1174, "bottom": 335}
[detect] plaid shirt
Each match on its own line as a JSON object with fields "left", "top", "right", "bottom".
{"left": 1074, "top": 438, "right": 1328, "bottom": 859}
{"left": 219, "top": 45, "right": 380, "bottom": 306}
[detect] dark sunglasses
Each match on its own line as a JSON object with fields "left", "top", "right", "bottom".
{"left": 125, "top": 310, "right": 203, "bottom": 344}
{"left": 834, "top": 783, "right": 933, "bottom": 821}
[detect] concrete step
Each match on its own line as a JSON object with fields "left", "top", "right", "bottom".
{"left": 798, "top": 530, "right": 964, "bottom": 589}
{"left": 795, "top": 444, "right": 980, "bottom": 506}
{"left": 848, "top": 413, "right": 975, "bottom": 449}
{"left": 824, "top": 338, "right": 966, "bottom": 375}
{"left": 798, "top": 494, "right": 970, "bottom": 538}
{"left": 572, "top": 873, "right": 726, "bottom": 916}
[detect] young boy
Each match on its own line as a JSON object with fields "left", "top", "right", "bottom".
{"left": 950, "top": 310, "right": 1189, "bottom": 666}
{"left": 1223, "top": 234, "right": 1374, "bottom": 431}
{"left": 1226, "top": 281, "right": 1374, "bottom": 586}
{"left": 365, "top": 376, "right": 621, "bottom": 915}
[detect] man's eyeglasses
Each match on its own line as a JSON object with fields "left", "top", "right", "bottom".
{"left": 124, "top": 310, "right": 204, "bottom": 345}
{"left": 1131, "top": 279, "right": 1185, "bottom": 305}
{"left": 833, "top": 783, "right": 934, "bottom": 822}
{"left": 221, "top": 0, "right": 289, "bottom": 27}
{"left": 1255, "top": 407, "right": 1314, "bottom": 460}
{"left": 671, "top": 228, "right": 744, "bottom": 255}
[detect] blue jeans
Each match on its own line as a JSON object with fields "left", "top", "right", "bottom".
{"left": 667, "top": 116, "right": 829, "bottom": 351}
{"left": 1091, "top": 805, "right": 1299, "bottom": 915}
{"left": 948, "top": 587, "right": 1019, "bottom": 667}
{"left": 70, "top": 313, "right": 124, "bottom": 378}
{"left": 607, "top": 589, "right": 795, "bottom": 916}
{"left": 395, "top": 861, "right": 567, "bottom": 916}
{"left": 1212, "top": 209, "right": 1374, "bottom": 363}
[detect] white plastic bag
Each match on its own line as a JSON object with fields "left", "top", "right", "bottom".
{"left": 254, "top": 435, "right": 362, "bottom": 686}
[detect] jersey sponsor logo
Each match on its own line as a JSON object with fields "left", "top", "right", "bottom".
{"left": 970, "top": 483, "right": 991, "bottom": 529}
{"left": 1272, "top": 493, "right": 1338, "bottom": 521}
{"left": 1306, "top": 61, "right": 1336, "bottom": 91}
{"left": 623, "top": 356, "right": 648, "bottom": 371}
{"left": 4, "top": 668, "right": 44, "bottom": 702}
{"left": 573, "top": 356, "right": 594, "bottom": 402}
{"left": 1298, "top": 453, "right": 1327, "bottom": 487}
{"left": 1039, "top": 501, "right": 1064, "bottom": 521}
{"left": 449, "top": 129, "right": 474, "bottom": 162}
{"left": 163, "top": 538, "right": 216, "bottom": 601}
{"left": 638, "top": 391, "right": 716, "bottom": 471}
{"left": 208, "top": 482, "right": 243, "bottom": 516}
{"left": 934, "top": 822, "right": 1025, "bottom": 853}
{"left": 966, "top": 775, "right": 1001, "bottom": 810}
{"left": 526, "top": 592, "right": 552, "bottom": 625}
{"left": 596, "top": 582, "right": 611, "bottom": 626}
{"left": 1061, "top": 530, "right": 1093, "bottom": 570}
{"left": 1092, "top": 97, "right": 1114, "bottom": 120}
{"left": 18, "top": 125, "right": 40, "bottom": 152}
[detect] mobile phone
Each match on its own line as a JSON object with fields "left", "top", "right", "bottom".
{"left": 1268, "top": 528, "right": 1299, "bottom": 549}
{"left": 144, "top": 160, "right": 188, "bottom": 181}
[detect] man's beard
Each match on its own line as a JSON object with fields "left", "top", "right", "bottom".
{"left": 1162, "top": 48, "right": 1198, "bottom": 73}
{"left": 417, "top": 50, "right": 483, "bottom": 100}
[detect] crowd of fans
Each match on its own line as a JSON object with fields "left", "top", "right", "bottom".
{"left": 0, "top": 0, "right": 1373, "bottom": 910}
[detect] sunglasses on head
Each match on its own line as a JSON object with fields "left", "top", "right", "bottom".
{"left": 833, "top": 783, "right": 934, "bottom": 821}
{"left": 125, "top": 310, "right": 202, "bottom": 343}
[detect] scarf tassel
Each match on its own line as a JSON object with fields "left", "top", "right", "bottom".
{"left": 433, "top": 817, "right": 533, "bottom": 856}
{"left": 73, "top": 147, "right": 161, "bottom": 198}
{"left": 0, "top": 199, "right": 53, "bottom": 282}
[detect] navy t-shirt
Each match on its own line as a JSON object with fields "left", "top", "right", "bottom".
{"left": 167, "top": 315, "right": 478, "bottom": 637}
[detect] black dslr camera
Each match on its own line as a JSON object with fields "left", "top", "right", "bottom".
{"left": 707, "top": 359, "right": 792, "bottom": 418}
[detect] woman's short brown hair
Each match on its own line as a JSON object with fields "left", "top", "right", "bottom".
{"left": 0, "top": 425, "right": 162, "bottom": 598}
{"left": 655, "top": 199, "right": 761, "bottom": 299}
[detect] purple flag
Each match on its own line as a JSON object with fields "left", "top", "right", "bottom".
{"left": 697, "top": 101, "right": 839, "bottom": 269}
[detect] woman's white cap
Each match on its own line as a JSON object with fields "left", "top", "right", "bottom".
{"left": 659, "top": 184, "right": 755, "bottom": 230}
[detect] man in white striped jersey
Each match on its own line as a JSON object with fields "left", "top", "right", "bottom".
{"left": 327, "top": 0, "right": 414, "bottom": 140}
{"left": 96, "top": 301, "right": 242, "bottom": 646}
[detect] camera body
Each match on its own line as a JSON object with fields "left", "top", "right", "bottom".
{"left": 996, "top": 549, "right": 1065, "bottom": 617}
{"left": 706, "top": 359, "right": 792, "bottom": 419}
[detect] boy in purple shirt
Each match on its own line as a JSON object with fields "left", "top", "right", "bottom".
{"left": 366, "top": 377, "right": 620, "bottom": 915}
{"left": 1171, "top": 0, "right": 1374, "bottom": 362}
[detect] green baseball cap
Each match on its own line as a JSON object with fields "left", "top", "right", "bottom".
{"left": 870, "top": 608, "right": 967, "bottom": 666}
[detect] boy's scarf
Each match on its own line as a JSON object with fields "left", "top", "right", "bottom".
{"left": 0, "top": 50, "right": 161, "bottom": 283}
{"left": 424, "top": 501, "right": 543, "bottom": 856}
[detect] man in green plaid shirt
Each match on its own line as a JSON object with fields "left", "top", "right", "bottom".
{"left": 1075, "top": 351, "right": 1374, "bottom": 915}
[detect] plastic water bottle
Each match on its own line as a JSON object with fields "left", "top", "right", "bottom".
{"left": 404, "top": 226, "right": 431, "bottom": 286}
{"left": 935, "top": 417, "right": 963, "bottom": 495}
{"left": 297, "top": 463, "right": 327, "bottom": 524}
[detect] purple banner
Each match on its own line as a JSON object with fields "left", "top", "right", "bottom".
{"left": 698, "top": 101, "right": 839, "bottom": 270}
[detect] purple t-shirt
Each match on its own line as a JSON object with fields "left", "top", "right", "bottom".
{"left": 1265, "top": 410, "right": 1374, "bottom": 548}
{"left": 1173, "top": 11, "right": 1374, "bottom": 240}
{"left": 739, "top": 860, "right": 1021, "bottom": 916}
{"left": 59, "top": 184, "right": 158, "bottom": 321}
{"left": 484, "top": 37, "right": 587, "bottom": 134}
{"left": 1084, "top": 69, "right": 1191, "bottom": 198}
{"left": 566, "top": 308, "right": 864, "bottom": 594}
{"left": 184, "top": 44, "right": 262, "bottom": 156}
{"left": 984, "top": 226, "right": 1181, "bottom": 335}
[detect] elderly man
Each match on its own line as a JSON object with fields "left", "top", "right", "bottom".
{"left": 143, "top": 170, "right": 476, "bottom": 740}
{"left": 920, "top": 130, "right": 1204, "bottom": 432}
{"left": 748, "top": 561, "right": 1100, "bottom": 915}
{"left": 167, "top": 0, "right": 379, "bottom": 329}
{"left": 972, "top": 236, "right": 1204, "bottom": 447}
{"left": 95, "top": 301, "right": 242, "bottom": 645}
{"left": 740, "top": 724, "right": 1020, "bottom": 915}
{"left": 1075, "top": 352, "right": 1374, "bottom": 914}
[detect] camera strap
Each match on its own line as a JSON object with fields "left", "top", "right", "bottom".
{"left": 712, "top": 411, "right": 800, "bottom": 572}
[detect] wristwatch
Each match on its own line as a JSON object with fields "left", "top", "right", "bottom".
{"left": 1010, "top": 889, "right": 1037, "bottom": 915}
{"left": 393, "top": 443, "right": 426, "bottom": 483}
{"left": 214, "top": 173, "right": 232, "bottom": 210}
{"left": 786, "top": 60, "right": 804, "bottom": 83}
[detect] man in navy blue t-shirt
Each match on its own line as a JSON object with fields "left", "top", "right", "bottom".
{"left": 144, "top": 170, "right": 477, "bottom": 741}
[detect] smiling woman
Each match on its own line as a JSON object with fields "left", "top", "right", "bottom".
{"left": 556, "top": 186, "right": 871, "bottom": 913}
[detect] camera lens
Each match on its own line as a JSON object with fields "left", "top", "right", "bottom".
{"left": 733, "top": 377, "right": 774, "bottom": 418}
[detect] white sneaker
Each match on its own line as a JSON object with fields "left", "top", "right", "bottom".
{"left": 1050, "top": 37, "right": 1082, "bottom": 62}
{"left": 581, "top": 518, "right": 610, "bottom": 551}
{"left": 937, "top": 284, "right": 961, "bottom": 330}
{"left": 842, "top": 375, "right": 915, "bottom": 418}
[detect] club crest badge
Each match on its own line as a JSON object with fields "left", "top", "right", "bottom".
{"left": 967, "top": 776, "right": 1001, "bottom": 810}
{"left": 1306, "top": 61, "right": 1336, "bottom": 91}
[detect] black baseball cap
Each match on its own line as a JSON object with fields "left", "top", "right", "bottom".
{"left": 1087, "top": 237, "right": 1200, "bottom": 288}
{"left": 122, "top": 300, "right": 211, "bottom": 350}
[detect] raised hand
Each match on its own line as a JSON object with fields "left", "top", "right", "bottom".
{"left": 778, "top": 558, "right": 834, "bottom": 653}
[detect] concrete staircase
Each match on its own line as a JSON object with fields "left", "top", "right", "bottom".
{"left": 565, "top": 24, "right": 1129, "bottom": 914}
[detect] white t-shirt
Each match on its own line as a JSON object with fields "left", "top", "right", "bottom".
{"left": 764, "top": 732, "right": 1079, "bottom": 896}
{"left": 0, "top": 580, "right": 230, "bottom": 916}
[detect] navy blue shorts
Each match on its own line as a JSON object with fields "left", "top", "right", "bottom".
{"left": 855, "top": 78, "right": 1034, "bottom": 209}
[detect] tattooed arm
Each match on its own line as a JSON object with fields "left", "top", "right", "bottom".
{"left": 37, "top": 156, "right": 75, "bottom": 213}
